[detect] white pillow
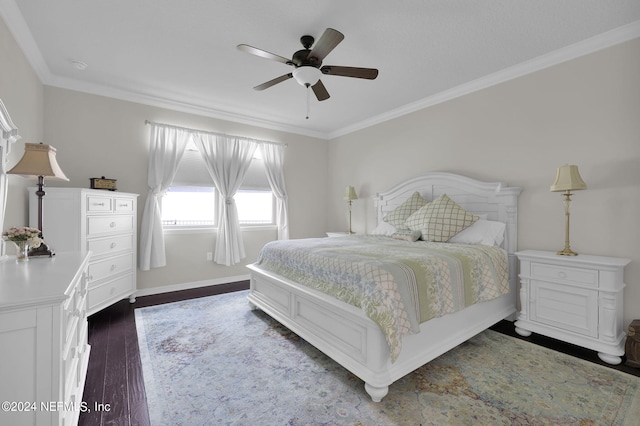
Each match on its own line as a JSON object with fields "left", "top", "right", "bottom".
{"left": 448, "top": 219, "right": 506, "bottom": 246}
{"left": 370, "top": 221, "right": 397, "bottom": 236}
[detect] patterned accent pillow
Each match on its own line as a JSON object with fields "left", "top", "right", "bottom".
{"left": 391, "top": 229, "right": 422, "bottom": 242}
{"left": 383, "top": 191, "right": 428, "bottom": 228}
{"left": 405, "top": 194, "right": 480, "bottom": 242}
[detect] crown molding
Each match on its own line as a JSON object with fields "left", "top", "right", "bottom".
{"left": 328, "top": 20, "right": 640, "bottom": 139}
{"left": 46, "top": 74, "right": 329, "bottom": 140}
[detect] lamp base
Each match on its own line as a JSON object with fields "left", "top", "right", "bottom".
{"left": 557, "top": 248, "right": 578, "bottom": 256}
{"left": 28, "top": 241, "right": 55, "bottom": 257}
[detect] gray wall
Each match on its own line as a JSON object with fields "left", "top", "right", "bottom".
{"left": 327, "top": 38, "right": 640, "bottom": 327}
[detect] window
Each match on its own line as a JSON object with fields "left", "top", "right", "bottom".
{"left": 235, "top": 190, "right": 274, "bottom": 225}
{"left": 161, "top": 142, "right": 274, "bottom": 229}
{"left": 161, "top": 186, "right": 216, "bottom": 227}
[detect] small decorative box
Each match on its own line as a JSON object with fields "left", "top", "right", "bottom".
{"left": 90, "top": 176, "right": 117, "bottom": 191}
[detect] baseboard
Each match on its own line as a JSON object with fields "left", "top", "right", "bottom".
{"left": 135, "top": 274, "right": 251, "bottom": 298}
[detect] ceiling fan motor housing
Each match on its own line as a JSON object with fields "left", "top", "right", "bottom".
{"left": 291, "top": 49, "right": 321, "bottom": 67}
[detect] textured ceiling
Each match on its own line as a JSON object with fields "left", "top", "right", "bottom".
{"left": 2, "top": 0, "right": 640, "bottom": 138}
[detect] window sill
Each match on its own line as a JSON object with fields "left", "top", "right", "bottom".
{"left": 163, "top": 225, "right": 277, "bottom": 235}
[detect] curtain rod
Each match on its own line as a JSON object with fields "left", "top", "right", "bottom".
{"left": 144, "top": 120, "right": 287, "bottom": 147}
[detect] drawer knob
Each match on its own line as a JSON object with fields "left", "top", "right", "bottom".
{"left": 110, "top": 222, "right": 116, "bottom": 228}
{"left": 558, "top": 271, "right": 567, "bottom": 279}
{"left": 110, "top": 242, "right": 117, "bottom": 249}
{"left": 95, "top": 202, "right": 105, "bottom": 207}
{"left": 110, "top": 264, "right": 117, "bottom": 271}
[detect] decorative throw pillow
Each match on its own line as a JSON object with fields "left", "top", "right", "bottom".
{"left": 405, "top": 194, "right": 479, "bottom": 242}
{"left": 391, "top": 229, "right": 422, "bottom": 242}
{"left": 383, "top": 191, "right": 428, "bottom": 228}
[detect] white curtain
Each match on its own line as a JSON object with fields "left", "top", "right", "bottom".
{"left": 193, "top": 133, "right": 257, "bottom": 266}
{"left": 139, "top": 124, "right": 192, "bottom": 270}
{"left": 260, "top": 143, "right": 289, "bottom": 240}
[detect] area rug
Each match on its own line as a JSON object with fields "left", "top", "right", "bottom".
{"left": 135, "top": 290, "right": 640, "bottom": 425}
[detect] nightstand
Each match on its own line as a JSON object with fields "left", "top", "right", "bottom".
{"left": 326, "top": 232, "right": 352, "bottom": 237}
{"left": 514, "top": 250, "right": 631, "bottom": 365}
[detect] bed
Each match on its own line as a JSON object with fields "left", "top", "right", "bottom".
{"left": 247, "top": 172, "right": 521, "bottom": 402}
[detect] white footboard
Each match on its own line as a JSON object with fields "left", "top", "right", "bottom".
{"left": 247, "top": 263, "right": 516, "bottom": 402}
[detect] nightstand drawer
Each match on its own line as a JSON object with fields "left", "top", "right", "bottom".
{"left": 530, "top": 281, "right": 598, "bottom": 337}
{"left": 530, "top": 262, "right": 598, "bottom": 288}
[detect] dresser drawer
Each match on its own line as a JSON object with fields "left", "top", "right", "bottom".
{"left": 530, "top": 262, "right": 599, "bottom": 288}
{"left": 62, "top": 285, "right": 79, "bottom": 345}
{"left": 62, "top": 316, "right": 79, "bottom": 400}
{"left": 114, "top": 197, "right": 135, "bottom": 212}
{"left": 87, "top": 215, "right": 134, "bottom": 235}
{"left": 87, "top": 196, "right": 112, "bottom": 212}
{"left": 88, "top": 253, "right": 133, "bottom": 283}
{"left": 88, "top": 234, "right": 134, "bottom": 257}
{"left": 87, "top": 274, "right": 134, "bottom": 312}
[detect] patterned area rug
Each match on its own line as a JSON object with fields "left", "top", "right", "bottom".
{"left": 135, "top": 290, "right": 640, "bottom": 425}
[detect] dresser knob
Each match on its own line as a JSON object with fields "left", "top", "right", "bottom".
{"left": 110, "top": 242, "right": 117, "bottom": 249}
{"left": 558, "top": 271, "right": 567, "bottom": 279}
{"left": 110, "top": 264, "right": 117, "bottom": 271}
{"left": 110, "top": 222, "right": 116, "bottom": 228}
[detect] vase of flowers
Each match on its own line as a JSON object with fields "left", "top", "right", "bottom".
{"left": 2, "top": 226, "right": 42, "bottom": 262}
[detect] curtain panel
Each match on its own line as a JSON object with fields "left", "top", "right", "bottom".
{"left": 193, "top": 133, "right": 257, "bottom": 266}
{"left": 139, "top": 125, "right": 192, "bottom": 270}
{"left": 260, "top": 143, "right": 289, "bottom": 240}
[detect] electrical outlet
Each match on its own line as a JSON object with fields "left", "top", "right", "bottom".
{"left": 206, "top": 252, "right": 213, "bottom": 261}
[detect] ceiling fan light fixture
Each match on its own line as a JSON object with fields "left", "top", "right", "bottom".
{"left": 292, "top": 66, "right": 321, "bottom": 87}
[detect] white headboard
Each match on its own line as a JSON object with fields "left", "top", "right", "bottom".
{"left": 375, "top": 172, "right": 521, "bottom": 288}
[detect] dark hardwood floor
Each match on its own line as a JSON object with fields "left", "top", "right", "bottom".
{"left": 79, "top": 281, "right": 639, "bottom": 425}
{"left": 79, "top": 281, "right": 249, "bottom": 426}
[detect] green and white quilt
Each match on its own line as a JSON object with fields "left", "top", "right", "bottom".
{"left": 255, "top": 235, "right": 509, "bottom": 362}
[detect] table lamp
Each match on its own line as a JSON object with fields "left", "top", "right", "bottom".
{"left": 343, "top": 186, "right": 358, "bottom": 234}
{"left": 550, "top": 164, "right": 586, "bottom": 256}
{"left": 8, "top": 142, "right": 69, "bottom": 256}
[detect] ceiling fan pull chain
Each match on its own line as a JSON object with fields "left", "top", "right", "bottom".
{"left": 306, "top": 84, "right": 310, "bottom": 119}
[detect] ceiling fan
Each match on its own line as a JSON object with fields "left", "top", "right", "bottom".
{"left": 237, "top": 28, "right": 378, "bottom": 103}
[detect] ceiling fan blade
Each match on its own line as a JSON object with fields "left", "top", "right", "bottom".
{"left": 321, "top": 66, "right": 379, "bottom": 79}
{"left": 308, "top": 28, "right": 344, "bottom": 62}
{"left": 311, "top": 80, "right": 330, "bottom": 101}
{"left": 237, "top": 44, "right": 291, "bottom": 65}
{"left": 254, "top": 73, "right": 293, "bottom": 91}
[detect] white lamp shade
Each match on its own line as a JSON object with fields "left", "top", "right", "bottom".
{"left": 550, "top": 165, "right": 586, "bottom": 192}
{"left": 292, "top": 66, "right": 321, "bottom": 87}
{"left": 343, "top": 186, "right": 358, "bottom": 201}
{"left": 8, "top": 143, "right": 69, "bottom": 180}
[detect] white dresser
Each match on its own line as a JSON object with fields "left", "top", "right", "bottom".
{"left": 514, "top": 250, "right": 631, "bottom": 365}
{"left": 29, "top": 188, "right": 138, "bottom": 315}
{"left": 0, "top": 252, "right": 91, "bottom": 426}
